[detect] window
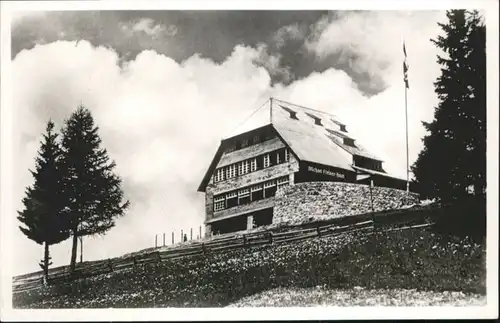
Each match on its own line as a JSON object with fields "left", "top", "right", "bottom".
{"left": 227, "top": 164, "right": 236, "bottom": 179}
{"left": 250, "top": 158, "right": 257, "bottom": 172}
{"left": 226, "top": 191, "right": 238, "bottom": 208}
{"left": 326, "top": 129, "right": 356, "bottom": 148}
{"left": 331, "top": 118, "right": 348, "bottom": 132}
{"left": 239, "top": 188, "right": 250, "bottom": 195}
{"left": 277, "top": 149, "right": 287, "bottom": 164}
{"left": 277, "top": 176, "right": 289, "bottom": 188}
{"left": 251, "top": 184, "right": 262, "bottom": 192}
{"left": 253, "top": 135, "right": 260, "bottom": 144}
{"left": 306, "top": 112, "right": 322, "bottom": 126}
{"left": 214, "top": 168, "right": 224, "bottom": 182}
{"left": 354, "top": 155, "right": 383, "bottom": 172}
{"left": 214, "top": 196, "right": 225, "bottom": 211}
{"left": 343, "top": 138, "right": 356, "bottom": 147}
{"left": 241, "top": 139, "right": 249, "bottom": 148}
{"left": 263, "top": 154, "right": 271, "bottom": 168}
{"left": 279, "top": 105, "right": 299, "bottom": 120}
{"left": 251, "top": 184, "right": 263, "bottom": 201}
{"left": 256, "top": 156, "right": 264, "bottom": 169}
{"left": 241, "top": 160, "right": 249, "bottom": 175}
{"left": 264, "top": 180, "right": 276, "bottom": 188}
{"left": 263, "top": 180, "right": 277, "bottom": 198}
{"left": 238, "top": 188, "right": 250, "bottom": 205}
{"left": 215, "top": 149, "right": 291, "bottom": 183}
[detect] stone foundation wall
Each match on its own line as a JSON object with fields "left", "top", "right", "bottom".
{"left": 273, "top": 182, "right": 419, "bottom": 225}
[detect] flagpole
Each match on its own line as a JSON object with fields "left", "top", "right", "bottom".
{"left": 405, "top": 81, "right": 409, "bottom": 193}
{"left": 403, "top": 41, "right": 410, "bottom": 194}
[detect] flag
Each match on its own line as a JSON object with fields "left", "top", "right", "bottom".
{"left": 403, "top": 41, "right": 409, "bottom": 89}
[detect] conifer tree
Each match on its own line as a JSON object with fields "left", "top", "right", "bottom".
{"left": 60, "top": 105, "right": 129, "bottom": 274}
{"left": 411, "top": 10, "right": 486, "bottom": 203}
{"left": 17, "top": 120, "right": 70, "bottom": 283}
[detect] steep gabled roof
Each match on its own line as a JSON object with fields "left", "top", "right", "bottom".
{"left": 271, "top": 99, "right": 383, "bottom": 164}
{"left": 197, "top": 98, "right": 389, "bottom": 192}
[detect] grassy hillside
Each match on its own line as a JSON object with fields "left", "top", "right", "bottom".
{"left": 13, "top": 224, "right": 485, "bottom": 308}
{"left": 228, "top": 287, "right": 486, "bottom": 307}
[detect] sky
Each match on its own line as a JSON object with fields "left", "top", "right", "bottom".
{"left": 5, "top": 7, "right": 453, "bottom": 275}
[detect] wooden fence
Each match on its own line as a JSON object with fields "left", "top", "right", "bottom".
{"left": 12, "top": 204, "right": 442, "bottom": 293}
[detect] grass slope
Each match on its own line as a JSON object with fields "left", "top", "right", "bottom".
{"left": 227, "top": 287, "right": 486, "bottom": 307}
{"left": 13, "top": 226, "right": 485, "bottom": 308}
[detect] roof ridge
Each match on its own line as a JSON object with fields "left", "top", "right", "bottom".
{"left": 273, "top": 98, "right": 340, "bottom": 119}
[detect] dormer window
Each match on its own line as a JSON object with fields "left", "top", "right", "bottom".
{"left": 326, "top": 128, "right": 356, "bottom": 147}
{"left": 354, "top": 155, "right": 383, "bottom": 172}
{"left": 306, "top": 112, "right": 322, "bottom": 126}
{"left": 331, "top": 118, "right": 348, "bottom": 132}
{"left": 343, "top": 138, "right": 356, "bottom": 147}
{"left": 279, "top": 105, "right": 298, "bottom": 120}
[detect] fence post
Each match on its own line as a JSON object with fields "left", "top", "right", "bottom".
{"left": 202, "top": 243, "right": 206, "bottom": 254}
{"left": 199, "top": 226, "right": 202, "bottom": 240}
{"left": 190, "top": 228, "right": 193, "bottom": 241}
{"left": 163, "top": 233, "right": 165, "bottom": 247}
{"left": 172, "top": 231, "right": 174, "bottom": 245}
{"left": 133, "top": 256, "right": 137, "bottom": 266}
{"left": 317, "top": 225, "right": 321, "bottom": 237}
{"left": 79, "top": 237, "right": 83, "bottom": 263}
{"left": 108, "top": 259, "right": 113, "bottom": 272}
{"left": 181, "top": 230, "right": 183, "bottom": 243}
{"left": 269, "top": 232, "right": 273, "bottom": 244}
{"left": 243, "top": 234, "right": 247, "bottom": 247}
{"left": 370, "top": 179, "right": 376, "bottom": 231}
{"left": 155, "top": 234, "right": 157, "bottom": 248}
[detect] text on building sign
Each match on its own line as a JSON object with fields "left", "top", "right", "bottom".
{"left": 308, "top": 166, "right": 346, "bottom": 179}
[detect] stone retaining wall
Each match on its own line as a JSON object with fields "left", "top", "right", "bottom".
{"left": 273, "top": 182, "right": 419, "bottom": 225}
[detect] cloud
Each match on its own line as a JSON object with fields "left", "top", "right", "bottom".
{"left": 11, "top": 40, "right": 274, "bottom": 274}
{"left": 252, "top": 43, "right": 293, "bottom": 84}
{"left": 11, "top": 10, "right": 446, "bottom": 275}
{"left": 305, "top": 11, "right": 446, "bottom": 93}
{"left": 122, "top": 17, "right": 177, "bottom": 39}
{"left": 272, "top": 23, "right": 306, "bottom": 49}
{"left": 302, "top": 10, "right": 449, "bottom": 176}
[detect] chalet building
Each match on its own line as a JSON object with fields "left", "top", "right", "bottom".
{"left": 198, "top": 98, "right": 407, "bottom": 236}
